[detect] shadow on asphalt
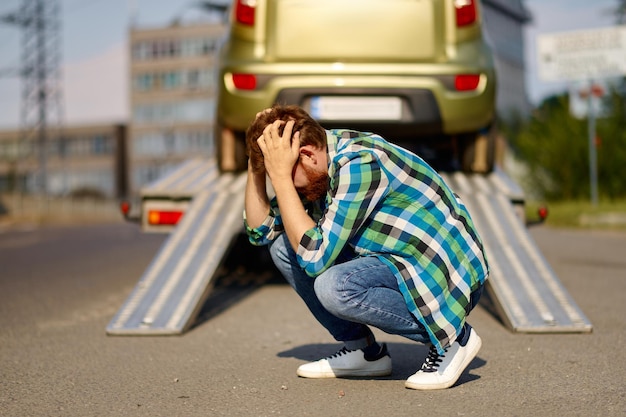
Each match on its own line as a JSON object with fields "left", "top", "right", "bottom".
{"left": 192, "top": 233, "right": 284, "bottom": 329}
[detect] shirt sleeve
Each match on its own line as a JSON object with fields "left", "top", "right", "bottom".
{"left": 296, "top": 150, "right": 390, "bottom": 276}
{"left": 243, "top": 197, "right": 284, "bottom": 246}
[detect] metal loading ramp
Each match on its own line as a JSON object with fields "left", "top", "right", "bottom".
{"left": 107, "top": 171, "right": 248, "bottom": 335}
{"left": 108, "top": 159, "right": 592, "bottom": 335}
{"left": 440, "top": 169, "right": 592, "bottom": 333}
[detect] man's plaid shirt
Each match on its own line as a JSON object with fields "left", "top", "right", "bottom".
{"left": 245, "top": 129, "right": 489, "bottom": 353}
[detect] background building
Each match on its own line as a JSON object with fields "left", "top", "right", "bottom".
{"left": 483, "top": 0, "right": 533, "bottom": 120}
{"left": 0, "top": 123, "right": 127, "bottom": 198}
{"left": 128, "top": 21, "right": 226, "bottom": 196}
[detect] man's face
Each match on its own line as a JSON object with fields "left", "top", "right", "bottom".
{"left": 294, "top": 154, "right": 328, "bottom": 202}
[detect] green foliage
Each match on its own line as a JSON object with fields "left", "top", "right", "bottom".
{"left": 598, "top": 90, "right": 626, "bottom": 198}
{"left": 504, "top": 89, "right": 626, "bottom": 201}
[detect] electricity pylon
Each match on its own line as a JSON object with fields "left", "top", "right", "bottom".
{"left": 0, "top": 0, "right": 63, "bottom": 196}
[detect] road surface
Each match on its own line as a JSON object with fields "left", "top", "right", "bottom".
{"left": 0, "top": 222, "right": 624, "bottom": 416}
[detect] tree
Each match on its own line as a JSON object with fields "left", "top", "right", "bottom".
{"left": 596, "top": 89, "right": 626, "bottom": 199}
{"left": 506, "top": 90, "right": 626, "bottom": 201}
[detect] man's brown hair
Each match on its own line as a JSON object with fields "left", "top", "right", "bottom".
{"left": 246, "top": 105, "right": 327, "bottom": 174}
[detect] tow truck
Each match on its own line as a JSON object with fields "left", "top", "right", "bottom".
{"left": 108, "top": 0, "right": 591, "bottom": 336}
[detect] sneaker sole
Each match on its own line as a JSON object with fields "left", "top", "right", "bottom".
{"left": 297, "top": 358, "right": 392, "bottom": 379}
{"left": 297, "top": 367, "right": 392, "bottom": 378}
{"left": 405, "top": 333, "right": 482, "bottom": 390}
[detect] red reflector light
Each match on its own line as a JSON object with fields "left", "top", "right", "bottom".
{"left": 455, "top": 0, "right": 477, "bottom": 27}
{"left": 232, "top": 73, "right": 257, "bottom": 90}
{"left": 235, "top": 0, "right": 256, "bottom": 26}
{"left": 454, "top": 74, "right": 480, "bottom": 91}
{"left": 148, "top": 210, "right": 183, "bottom": 226}
{"left": 120, "top": 201, "right": 130, "bottom": 216}
{"left": 538, "top": 206, "right": 549, "bottom": 221}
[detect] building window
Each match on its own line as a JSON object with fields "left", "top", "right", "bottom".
{"left": 187, "top": 69, "right": 199, "bottom": 89}
{"left": 134, "top": 74, "right": 154, "bottom": 91}
{"left": 133, "top": 129, "right": 214, "bottom": 158}
{"left": 162, "top": 71, "right": 181, "bottom": 89}
{"left": 93, "top": 134, "right": 113, "bottom": 155}
{"left": 133, "top": 69, "right": 214, "bottom": 92}
{"left": 132, "top": 36, "right": 218, "bottom": 62}
{"left": 133, "top": 99, "right": 215, "bottom": 124}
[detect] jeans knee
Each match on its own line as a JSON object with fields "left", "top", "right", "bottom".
{"left": 314, "top": 273, "right": 349, "bottom": 317}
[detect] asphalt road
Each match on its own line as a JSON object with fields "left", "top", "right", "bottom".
{"left": 0, "top": 222, "right": 625, "bottom": 417}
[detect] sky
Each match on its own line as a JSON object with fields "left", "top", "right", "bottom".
{"left": 0, "top": 0, "right": 620, "bottom": 129}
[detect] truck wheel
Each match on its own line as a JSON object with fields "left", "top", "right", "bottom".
{"left": 215, "top": 122, "right": 248, "bottom": 173}
{"left": 460, "top": 128, "right": 496, "bottom": 173}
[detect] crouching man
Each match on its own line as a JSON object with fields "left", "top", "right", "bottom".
{"left": 243, "top": 105, "right": 488, "bottom": 390}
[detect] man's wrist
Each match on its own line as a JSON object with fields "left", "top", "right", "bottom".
{"left": 269, "top": 174, "right": 295, "bottom": 191}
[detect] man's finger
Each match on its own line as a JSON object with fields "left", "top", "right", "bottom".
{"left": 282, "top": 120, "right": 295, "bottom": 144}
{"left": 268, "top": 120, "right": 285, "bottom": 145}
{"left": 292, "top": 131, "right": 301, "bottom": 151}
{"left": 261, "top": 123, "right": 274, "bottom": 148}
{"left": 257, "top": 134, "right": 267, "bottom": 152}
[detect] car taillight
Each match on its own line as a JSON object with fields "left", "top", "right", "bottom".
{"left": 235, "top": 0, "right": 256, "bottom": 26}
{"left": 455, "top": 0, "right": 477, "bottom": 27}
{"left": 454, "top": 74, "right": 480, "bottom": 91}
{"left": 148, "top": 210, "right": 183, "bottom": 226}
{"left": 232, "top": 73, "right": 257, "bottom": 90}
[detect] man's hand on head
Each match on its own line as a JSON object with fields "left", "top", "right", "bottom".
{"left": 256, "top": 118, "right": 313, "bottom": 251}
{"left": 257, "top": 119, "right": 301, "bottom": 183}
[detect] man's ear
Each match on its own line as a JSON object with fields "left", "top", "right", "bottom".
{"left": 299, "top": 145, "right": 319, "bottom": 164}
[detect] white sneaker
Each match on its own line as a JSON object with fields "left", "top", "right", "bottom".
{"left": 405, "top": 325, "right": 482, "bottom": 390}
{"left": 297, "top": 343, "right": 392, "bottom": 378}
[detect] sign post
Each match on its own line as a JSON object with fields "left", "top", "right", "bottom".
{"left": 586, "top": 81, "right": 599, "bottom": 206}
{"left": 537, "top": 26, "right": 626, "bottom": 206}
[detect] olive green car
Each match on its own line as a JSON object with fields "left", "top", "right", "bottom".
{"left": 215, "top": 0, "right": 496, "bottom": 172}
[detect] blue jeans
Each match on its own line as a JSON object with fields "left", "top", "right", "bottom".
{"left": 269, "top": 233, "right": 432, "bottom": 350}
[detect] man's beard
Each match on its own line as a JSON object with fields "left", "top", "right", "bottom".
{"left": 296, "top": 164, "right": 329, "bottom": 202}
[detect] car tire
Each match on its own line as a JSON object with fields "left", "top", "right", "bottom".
{"left": 459, "top": 127, "right": 496, "bottom": 173}
{"left": 215, "top": 121, "right": 248, "bottom": 173}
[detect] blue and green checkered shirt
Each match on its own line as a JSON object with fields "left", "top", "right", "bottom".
{"left": 245, "top": 129, "right": 489, "bottom": 353}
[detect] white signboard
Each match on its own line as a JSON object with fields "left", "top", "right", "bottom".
{"left": 537, "top": 26, "right": 626, "bottom": 82}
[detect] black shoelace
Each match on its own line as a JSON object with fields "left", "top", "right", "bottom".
{"left": 421, "top": 345, "right": 448, "bottom": 372}
{"left": 326, "top": 347, "right": 353, "bottom": 359}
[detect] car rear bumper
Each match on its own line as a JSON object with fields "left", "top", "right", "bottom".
{"left": 217, "top": 69, "right": 495, "bottom": 137}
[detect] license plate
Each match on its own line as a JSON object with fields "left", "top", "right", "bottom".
{"left": 309, "top": 96, "right": 402, "bottom": 121}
